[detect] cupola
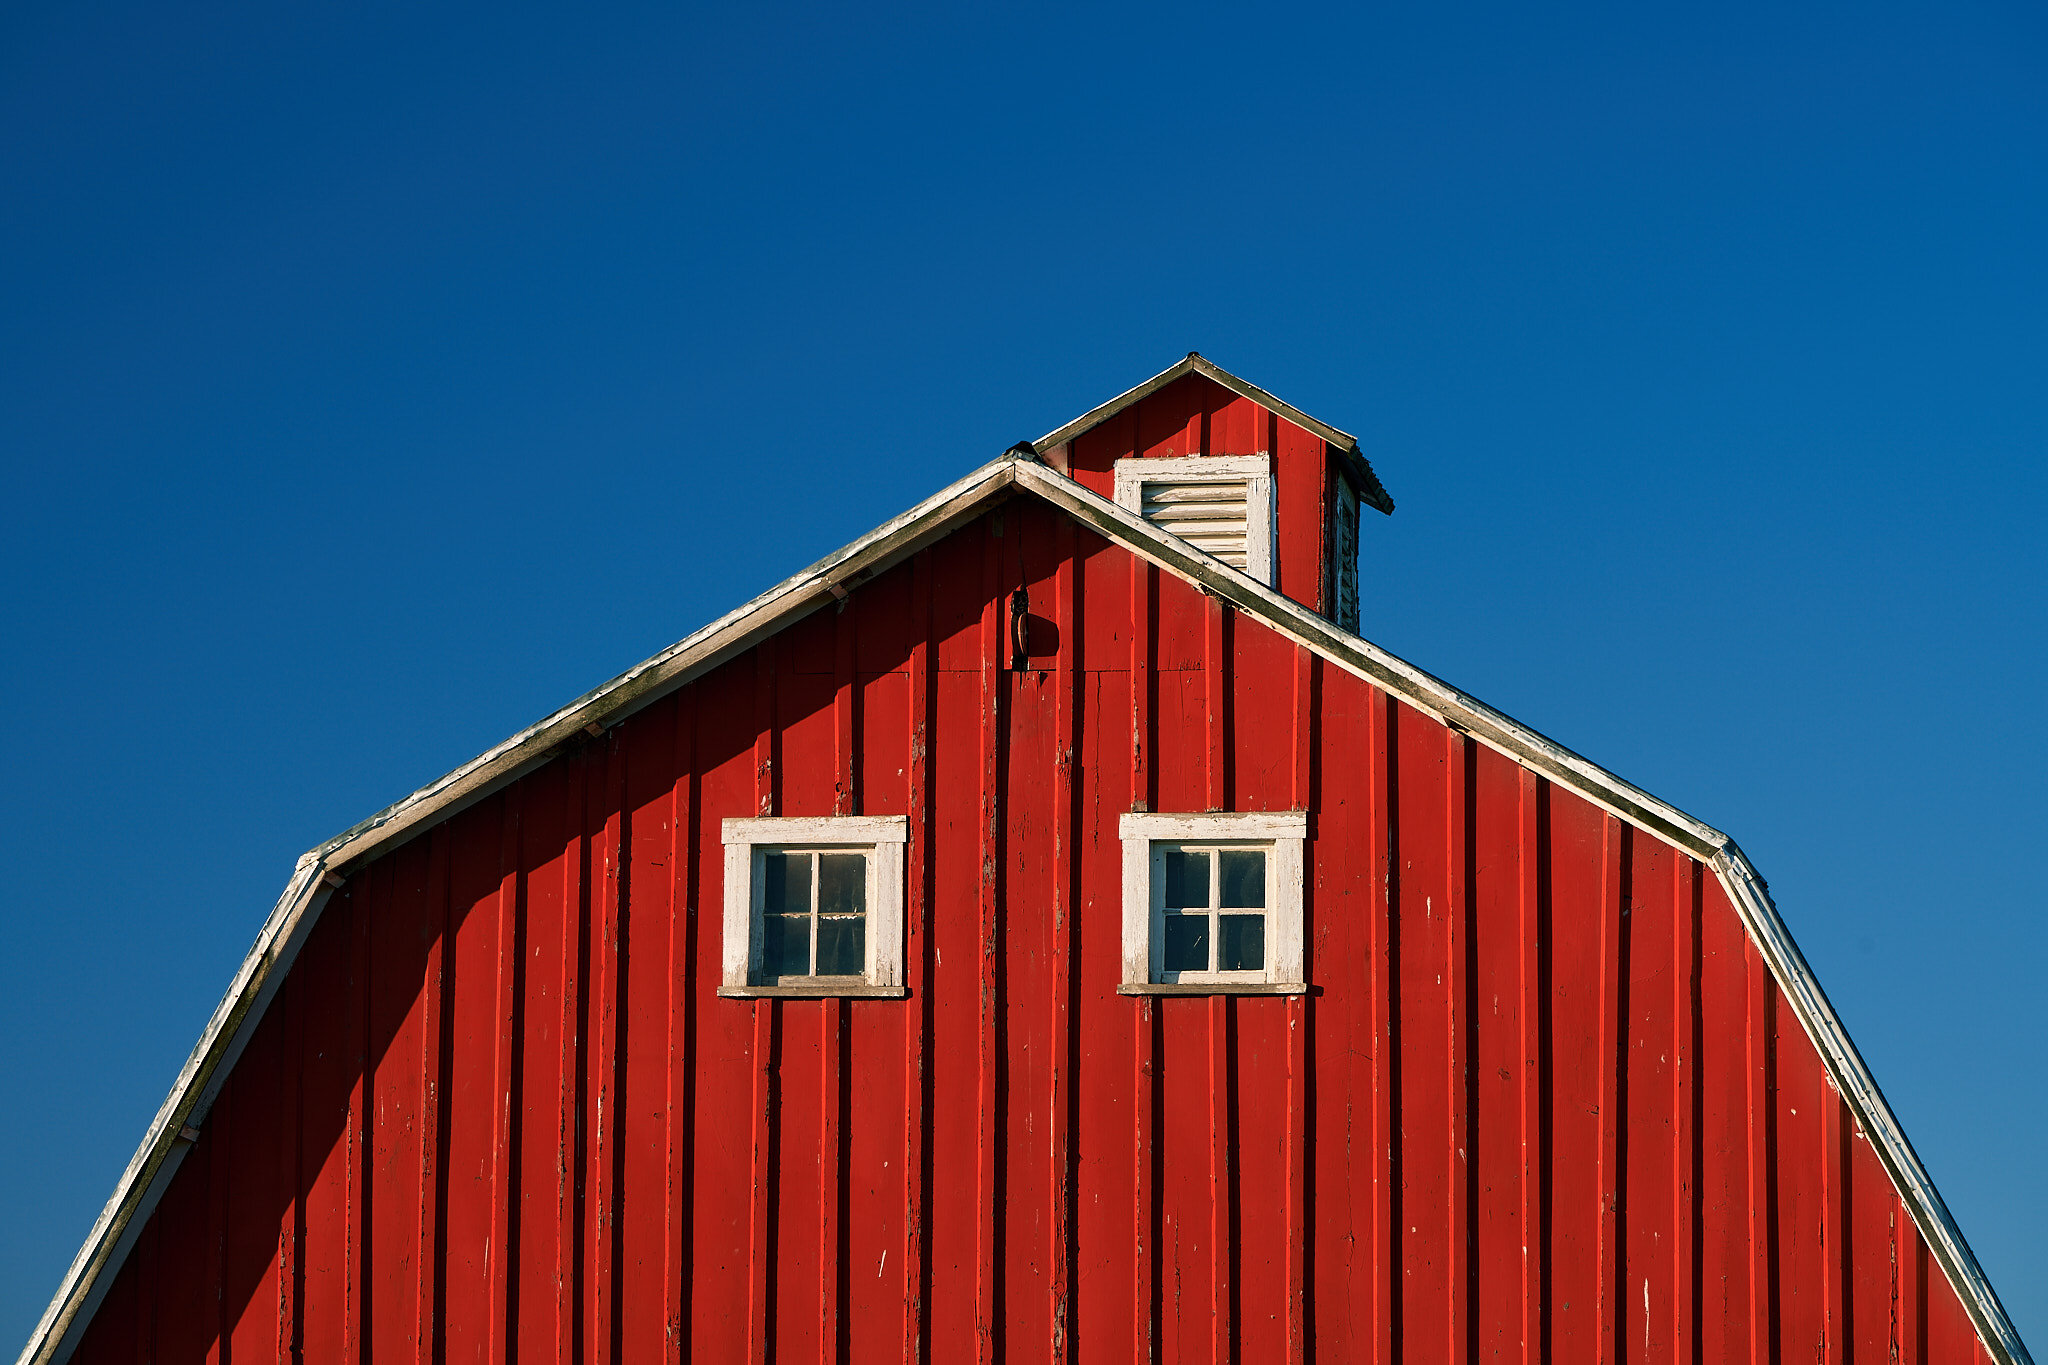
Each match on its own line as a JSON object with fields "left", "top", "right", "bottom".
{"left": 1033, "top": 354, "right": 1392, "bottom": 631}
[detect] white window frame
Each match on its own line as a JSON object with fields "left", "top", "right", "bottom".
{"left": 720, "top": 815, "right": 909, "bottom": 998}
{"left": 1112, "top": 454, "right": 1276, "bottom": 586}
{"left": 1118, "top": 811, "right": 1307, "bottom": 995}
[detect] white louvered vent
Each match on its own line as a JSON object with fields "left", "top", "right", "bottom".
{"left": 1141, "top": 480, "right": 1250, "bottom": 568}
{"left": 1113, "top": 455, "right": 1274, "bottom": 585}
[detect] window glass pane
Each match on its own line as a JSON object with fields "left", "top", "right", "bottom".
{"left": 815, "top": 915, "right": 866, "bottom": 976}
{"left": 1218, "top": 914, "right": 1265, "bottom": 971}
{"left": 764, "top": 851, "right": 811, "bottom": 917}
{"left": 763, "top": 914, "right": 810, "bottom": 978}
{"left": 1219, "top": 849, "right": 1266, "bottom": 909}
{"left": 817, "top": 853, "right": 867, "bottom": 916}
{"left": 1163, "top": 913, "right": 1209, "bottom": 973}
{"left": 1163, "top": 849, "right": 1209, "bottom": 910}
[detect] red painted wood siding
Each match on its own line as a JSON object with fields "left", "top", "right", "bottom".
{"left": 69, "top": 497, "right": 1993, "bottom": 1364}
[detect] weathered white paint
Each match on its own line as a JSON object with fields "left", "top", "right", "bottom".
{"left": 718, "top": 815, "right": 909, "bottom": 996}
{"left": 1117, "top": 812, "right": 1307, "bottom": 991}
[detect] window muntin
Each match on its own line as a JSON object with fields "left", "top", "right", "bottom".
{"left": 760, "top": 848, "right": 869, "bottom": 981}
{"left": 720, "top": 815, "right": 908, "bottom": 997}
{"left": 1157, "top": 844, "right": 1269, "bottom": 980}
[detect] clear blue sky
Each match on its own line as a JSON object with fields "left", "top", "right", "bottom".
{"left": 3, "top": 1, "right": 2043, "bottom": 1351}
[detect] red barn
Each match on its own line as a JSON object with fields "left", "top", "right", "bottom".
{"left": 23, "top": 356, "right": 2031, "bottom": 1364}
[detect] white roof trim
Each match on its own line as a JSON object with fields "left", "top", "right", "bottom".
{"left": 22, "top": 453, "right": 2030, "bottom": 1365}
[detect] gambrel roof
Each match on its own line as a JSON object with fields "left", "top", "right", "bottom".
{"left": 20, "top": 378, "right": 2031, "bottom": 1365}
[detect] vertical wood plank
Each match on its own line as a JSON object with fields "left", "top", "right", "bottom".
{"left": 748, "top": 655, "right": 779, "bottom": 1365}
{"left": 904, "top": 551, "right": 933, "bottom": 1365}
{"left": 1747, "top": 945, "right": 1775, "bottom": 1365}
{"left": 136, "top": 1207, "right": 160, "bottom": 1365}
{"left": 280, "top": 974, "right": 303, "bottom": 1365}
{"left": 667, "top": 696, "right": 696, "bottom": 1364}
{"left": 1625, "top": 833, "right": 1677, "bottom": 1365}
{"left": 587, "top": 740, "right": 626, "bottom": 1365}
{"left": 1446, "top": 731, "right": 1471, "bottom": 1365}
{"left": 821, "top": 998, "right": 844, "bottom": 1365}
{"left": 351, "top": 870, "right": 372, "bottom": 1365}
{"left": 1131, "top": 543, "right": 1158, "bottom": 1365}
{"left": 975, "top": 515, "right": 1003, "bottom": 1365}
{"left": 295, "top": 887, "right": 360, "bottom": 1363}
{"left": 1207, "top": 993, "right": 1230, "bottom": 1365}
{"left": 1393, "top": 704, "right": 1454, "bottom": 1365}
{"left": 1284, "top": 648, "right": 1313, "bottom": 1364}
{"left": 1599, "top": 818, "right": 1627, "bottom": 1365}
{"left": 1473, "top": 744, "right": 1529, "bottom": 1363}
{"left": 1204, "top": 596, "right": 1227, "bottom": 812}
{"left": 1698, "top": 873, "right": 1752, "bottom": 1364}
{"left": 208, "top": 1095, "right": 228, "bottom": 1364}
{"left": 1519, "top": 770, "right": 1544, "bottom": 1365}
{"left": 756, "top": 644, "right": 778, "bottom": 818}
{"left": 436, "top": 802, "right": 499, "bottom": 1362}
{"left": 366, "top": 847, "right": 424, "bottom": 1363}
{"left": 748, "top": 999, "right": 777, "bottom": 1365}
{"left": 1898, "top": 1201, "right": 1923, "bottom": 1365}
{"left": 418, "top": 828, "right": 450, "bottom": 1365}
{"left": 1824, "top": 1088, "right": 1847, "bottom": 1364}
{"left": 491, "top": 785, "right": 523, "bottom": 1365}
{"left": 1049, "top": 517, "right": 1078, "bottom": 1365}
{"left": 825, "top": 584, "right": 856, "bottom": 1365}
{"left": 561, "top": 764, "right": 587, "bottom": 1365}
{"left": 514, "top": 764, "right": 572, "bottom": 1359}
{"left": 1674, "top": 856, "right": 1699, "bottom": 1365}
{"left": 1367, "top": 689, "right": 1394, "bottom": 1365}
{"left": 1133, "top": 561, "right": 1153, "bottom": 815}
{"left": 836, "top": 595, "right": 858, "bottom": 816}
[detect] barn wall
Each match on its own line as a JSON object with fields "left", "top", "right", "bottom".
{"left": 68, "top": 497, "right": 1993, "bottom": 1364}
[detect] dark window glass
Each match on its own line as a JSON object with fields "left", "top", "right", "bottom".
{"left": 764, "top": 914, "right": 810, "bottom": 978}
{"left": 815, "top": 916, "right": 865, "bottom": 976}
{"left": 817, "top": 853, "right": 866, "bottom": 916}
{"left": 764, "top": 851, "right": 811, "bottom": 917}
{"left": 1218, "top": 914, "right": 1265, "bottom": 971}
{"left": 1163, "top": 849, "right": 1209, "bottom": 910}
{"left": 1163, "top": 914, "right": 1209, "bottom": 973}
{"left": 1219, "top": 849, "right": 1266, "bottom": 908}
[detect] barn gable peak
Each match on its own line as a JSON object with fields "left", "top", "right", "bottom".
{"left": 1032, "top": 353, "right": 1391, "bottom": 632}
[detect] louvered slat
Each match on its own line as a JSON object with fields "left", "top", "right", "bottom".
{"left": 1141, "top": 478, "right": 1250, "bottom": 567}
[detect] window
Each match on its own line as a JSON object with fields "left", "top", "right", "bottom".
{"left": 1113, "top": 455, "right": 1275, "bottom": 585}
{"left": 1118, "top": 812, "right": 1306, "bottom": 994}
{"left": 720, "top": 816, "right": 908, "bottom": 997}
